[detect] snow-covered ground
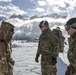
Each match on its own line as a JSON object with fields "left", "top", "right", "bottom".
{"left": 11, "top": 40, "right": 69, "bottom": 75}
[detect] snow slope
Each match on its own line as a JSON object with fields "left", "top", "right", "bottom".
{"left": 12, "top": 40, "right": 68, "bottom": 75}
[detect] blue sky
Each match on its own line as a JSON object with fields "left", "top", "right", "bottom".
{"left": 0, "top": 0, "right": 76, "bottom": 17}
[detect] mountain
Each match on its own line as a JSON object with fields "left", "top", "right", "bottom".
{"left": 0, "top": 13, "right": 68, "bottom": 40}
{"left": 0, "top": 16, "right": 7, "bottom": 21}
{"left": 9, "top": 14, "right": 29, "bottom": 20}
{"left": 30, "top": 15, "right": 39, "bottom": 19}
{"left": 30, "top": 13, "right": 67, "bottom": 20}
{"left": 40, "top": 13, "right": 67, "bottom": 19}
{"left": 13, "top": 17, "right": 68, "bottom": 40}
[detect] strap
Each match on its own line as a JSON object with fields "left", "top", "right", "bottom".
{"left": 0, "top": 40, "right": 7, "bottom": 51}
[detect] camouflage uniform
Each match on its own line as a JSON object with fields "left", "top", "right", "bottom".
{"left": 36, "top": 28, "right": 59, "bottom": 75}
{"left": 1, "top": 21, "right": 15, "bottom": 75}
{"left": 65, "top": 32, "right": 76, "bottom": 75}
{"left": 52, "top": 28, "right": 65, "bottom": 53}
{"left": 0, "top": 28, "right": 8, "bottom": 75}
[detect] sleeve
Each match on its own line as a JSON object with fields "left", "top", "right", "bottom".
{"left": 73, "top": 42, "right": 76, "bottom": 63}
{"left": 6, "top": 44, "right": 11, "bottom": 62}
{"left": 36, "top": 36, "right": 42, "bottom": 56}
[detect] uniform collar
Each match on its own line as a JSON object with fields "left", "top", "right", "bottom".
{"left": 42, "top": 28, "right": 51, "bottom": 33}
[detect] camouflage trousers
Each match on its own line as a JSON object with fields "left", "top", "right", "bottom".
{"left": 8, "top": 58, "right": 15, "bottom": 75}
{"left": 0, "top": 72, "right": 7, "bottom": 75}
{"left": 8, "top": 62, "right": 14, "bottom": 75}
{"left": 0, "top": 63, "right": 13, "bottom": 75}
{"left": 0, "top": 58, "right": 8, "bottom": 75}
{"left": 41, "top": 57, "right": 57, "bottom": 75}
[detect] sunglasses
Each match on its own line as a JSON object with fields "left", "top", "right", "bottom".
{"left": 10, "top": 28, "right": 14, "bottom": 32}
{"left": 64, "top": 25, "right": 71, "bottom": 30}
{"left": 65, "top": 22, "right": 76, "bottom": 30}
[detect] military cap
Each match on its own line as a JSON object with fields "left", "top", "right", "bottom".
{"left": 39, "top": 20, "right": 49, "bottom": 28}
{"left": 65, "top": 18, "right": 76, "bottom": 30}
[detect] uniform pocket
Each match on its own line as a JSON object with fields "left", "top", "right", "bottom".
{"left": 0, "top": 57, "right": 8, "bottom": 73}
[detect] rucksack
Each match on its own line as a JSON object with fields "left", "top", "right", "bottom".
{"left": 52, "top": 29, "right": 65, "bottom": 52}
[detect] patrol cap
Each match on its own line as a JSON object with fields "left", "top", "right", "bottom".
{"left": 65, "top": 18, "right": 76, "bottom": 30}
{"left": 39, "top": 20, "right": 49, "bottom": 28}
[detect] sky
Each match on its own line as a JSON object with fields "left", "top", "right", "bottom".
{"left": 0, "top": 0, "right": 76, "bottom": 18}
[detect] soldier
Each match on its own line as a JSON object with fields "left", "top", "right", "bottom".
{"left": 65, "top": 18, "right": 76, "bottom": 75}
{"left": 52, "top": 27, "right": 65, "bottom": 53}
{"left": 35, "top": 20, "right": 59, "bottom": 75}
{"left": 1, "top": 21, "right": 15, "bottom": 75}
{"left": 0, "top": 28, "right": 8, "bottom": 75}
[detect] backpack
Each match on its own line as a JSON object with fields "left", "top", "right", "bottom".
{"left": 52, "top": 29, "right": 65, "bottom": 52}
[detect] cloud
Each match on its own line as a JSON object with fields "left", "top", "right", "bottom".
{"left": 0, "top": 4, "right": 27, "bottom": 17}
{"left": 66, "top": 0, "right": 76, "bottom": 7}
{"left": 53, "top": 5, "right": 67, "bottom": 13}
{"left": 37, "top": 1, "right": 46, "bottom": 6}
{"left": 43, "top": 0, "right": 76, "bottom": 16}
{"left": 45, "top": 0, "right": 76, "bottom": 8}
{"left": 0, "top": 14, "right": 6, "bottom": 17}
{"left": 0, "top": 0, "right": 12, "bottom": 2}
{"left": 34, "top": 7, "right": 45, "bottom": 12}
{"left": 30, "top": 0, "right": 35, "bottom": 2}
{"left": 45, "top": 0, "right": 66, "bottom": 7}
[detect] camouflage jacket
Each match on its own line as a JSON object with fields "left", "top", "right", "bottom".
{"left": 0, "top": 40, "right": 8, "bottom": 73}
{"left": 36, "top": 28, "right": 59, "bottom": 58}
{"left": 68, "top": 32, "right": 76, "bottom": 65}
{"left": 1, "top": 21, "right": 15, "bottom": 66}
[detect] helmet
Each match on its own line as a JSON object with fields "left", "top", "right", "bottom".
{"left": 65, "top": 18, "right": 76, "bottom": 30}
{"left": 39, "top": 20, "right": 49, "bottom": 28}
{"left": 1, "top": 21, "right": 15, "bottom": 41}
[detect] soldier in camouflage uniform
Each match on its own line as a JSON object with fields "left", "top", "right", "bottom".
{"left": 1, "top": 21, "right": 15, "bottom": 75}
{"left": 52, "top": 27, "right": 65, "bottom": 53}
{"left": 35, "top": 20, "right": 59, "bottom": 75}
{"left": 65, "top": 18, "right": 76, "bottom": 75}
{"left": 0, "top": 28, "right": 8, "bottom": 75}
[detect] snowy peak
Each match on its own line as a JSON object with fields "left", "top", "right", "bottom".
{"left": 30, "top": 15, "right": 39, "bottom": 19}
{"left": 0, "top": 13, "right": 68, "bottom": 40}
{"left": 30, "top": 13, "right": 67, "bottom": 20}
{"left": 0, "top": 16, "right": 7, "bottom": 21}
{"left": 9, "top": 14, "right": 29, "bottom": 20}
{"left": 40, "top": 13, "right": 67, "bottom": 19}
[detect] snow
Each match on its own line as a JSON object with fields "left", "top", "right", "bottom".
{"left": 6, "top": 17, "right": 69, "bottom": 40}
{"left": 12, "top": 40, "right": 68, "bottom": 75}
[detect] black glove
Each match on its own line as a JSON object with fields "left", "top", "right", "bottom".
{"left": 65, "top": 64, "right": 74, "bottom": 75}
{"left": 35, "top": 54, "right": 39, "bottom": 63}
{"left": 52, "top": 57, "right": 57, "bottom": 65}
